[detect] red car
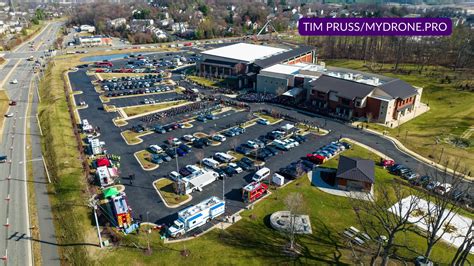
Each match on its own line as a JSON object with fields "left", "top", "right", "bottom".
{"left": 95, "top": 69, "right": 105, "bottom": 73}
{"left": 380, "top": 159, "right": 395, "bottom": 168}
{"left": 306, "top": 154, "right": 326, "bottom": 164}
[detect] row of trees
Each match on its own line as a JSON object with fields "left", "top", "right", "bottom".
{"left": 305, "top": 24, "right": 474, "bottom": 70}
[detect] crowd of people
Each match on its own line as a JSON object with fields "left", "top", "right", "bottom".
{"left": 140, "top": 100, "right": 221, "bottom": 124}
{"left": 236, "top": 93, "right": 277, "bottom": 103}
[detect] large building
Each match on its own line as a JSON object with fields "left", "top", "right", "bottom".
{"left": 255, "top": 62, "right": 426, "bottom": 126}
{"left": 197, "top": 43, "right": 316, "bottom": 89}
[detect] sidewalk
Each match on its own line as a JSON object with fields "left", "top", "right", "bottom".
{"left": 363, "top": 128, "right": 473, "bottom": 181}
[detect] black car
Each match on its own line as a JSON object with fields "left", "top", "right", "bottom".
{"left": 165, "top": 148, "right": 177, "bottom": 158}
{"left": 240, "top": 157, "right": 253, "bottom": 166}
{"left": 237, "top": 161, "right": 251, "bottom": 171}
{"left": 193, "top": 139, "right": 205, "bottom": 148}
{"left": 179, "top": 167, "right": 191, "bottom": 177}
{"left": 160, "top": 154, "right": 172, "bottom": 162}
{"left": 221, "top": 166, "right": 235, "bottom": 177}
{"left": 266, "top": 145, "right": 279, "bottom": 156}
{"left": 278, "top": 167, "right": 299, "bottom": 179}
{"left": 214, "top": 168, "right": 228, "bottom": 179}
{"left": 179, "top": 144, "right": 191, "bottom": 153}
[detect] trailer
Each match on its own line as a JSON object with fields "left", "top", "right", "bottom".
{"left": 174, "top": 169, "right": 219, "bottom": 195}
{"left": 242, "top": 182, "right": 268, "bottom": 203}
{"left": 167, "top": 196, "right": 225, "bottom": 238}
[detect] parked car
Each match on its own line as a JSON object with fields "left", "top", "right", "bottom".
{"left": 182, "top": 135, "right": 196, "bottom": 142}
{"left": 167, "top": 138, "right": 182, "bottom": 146}
{"left": 236, "top": 160, "right": 251, "bottom": 171}
{"left": 179, "top": 144, "right": 191, "bottom": 153}
{"left": 154, "top": 125, "right": 166, "bottom": 134}
{"left": 257, "top": 118, "right": 270, "bottom": 125}
{"left": 228, "top": 163, "right": 243, "bottom": 174}
{"left": 434, "top": 183, "right": 452, "bottom": 195}
{"left": 410, "top": 175, "right": 431, "bottom": 186}
{"left": 221, "top": 166, "right": 235, "bottom": 177}
{"left": 148, "top": 144, "right": 163, "bottom": 154}
{"left": 176, "top": 148, "right": 187, "bottom": 157}
{"left": 240, "top": 157, "right": 254, "bottom": 167}
{"left": 165, "top": 148, "right": 177, "bottom": 158}
{"left": 246, "top": 140, "right": 259, "bottom": 149}
{"left": 212, "top": 134, "right": 226, "bottom": 142}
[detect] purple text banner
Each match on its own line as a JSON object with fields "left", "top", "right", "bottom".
{"left": 298, "top": 18, "right": 452, "bottom": 36}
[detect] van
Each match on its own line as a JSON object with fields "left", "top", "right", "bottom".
{"left": 252, "top": 167, "right": 270, "bottom": 182}
{"left": 169, "top": 171, "right": 182, "bottom": 181}
{"left": 214, "top": 152, "right": 234, "bottom": 163}
{"left": 202, "top": 158, "right": 220, "bottom": 169}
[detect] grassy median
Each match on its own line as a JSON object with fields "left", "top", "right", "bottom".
{"left": 121, "top": 129, "right": 151, "bottom": 145}
{"left": 0, "top": 90, "right": 10, "bottom": 137}
{"left": 153, "top": 179, "right": 189, "bottom": 206}
{"left": 134, "top": 150, "right": 158, "bottom": 170}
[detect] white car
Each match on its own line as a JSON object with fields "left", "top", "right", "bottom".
{"left": 228, "top": 163, "right": 243, "bottom": 173}
{"left": 212, "top": 134, "right": 226, "bottom": 142}
{"left": 246, "top": 140, "right": 259, "bottom": 149}
{"left": 10, "top": 79, "right": 18, "bottom": 84}
{"left": 182, "top": 134, "right": 196, "bottom": 142}
{"left": 148, "top": 144, "right": 163, "bottom": 154}
{"left": 257, "top": 118, "right": 270, "bottom": 125}
{"left": 168, "top": 138, "right": 182, "bottom": 146}
{"left": 169, "top": 171, "right": 182, "bottom": 181}
{"left": 434, "top": 183, "right": 452, "bottom": 195}
{"left": 4, "top": 113, "right": 13, "bottom": 118}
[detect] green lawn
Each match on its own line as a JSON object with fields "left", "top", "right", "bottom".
{"left": 153, "top": 179, "right": 190, "bottom": 205}
{"left": 96, "top": 143, "right": 470, "bottom": 265}
{"left": 326, "top": 59, "right": 474, "bottom": 173}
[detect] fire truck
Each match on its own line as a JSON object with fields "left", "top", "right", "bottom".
{"left": 242, "top": 182, "right": 268, "bottom": 203}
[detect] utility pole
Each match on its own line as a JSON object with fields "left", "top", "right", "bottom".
{"left": 92, "top": 203, "right": 103, "bottom": 248}
{"left": 146, "top": 211, "right": 151, "bottom": 253}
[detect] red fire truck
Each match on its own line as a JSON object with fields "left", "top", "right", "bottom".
{"left": 242, "top": 182, "right": 268, "bottom": 203}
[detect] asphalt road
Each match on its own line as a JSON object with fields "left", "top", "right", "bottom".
{"left": 0, "top": 21, "right": 62, "bottom": 266}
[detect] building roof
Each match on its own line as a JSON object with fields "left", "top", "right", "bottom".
{"left": 201, "top": 43, "right": 286, "bottom": 63}
{"left": 261, "top": 63, "right": 302, "bottom": 75}
{"left": 254, "top": 45, "right": 315, "bottom": 68}
{"left": 336, "top": 156, "right": 375, "bottom": 184}
{"left": 310, "top": 75, "right": 376, "bottom": 100}
{"left": 378, "top": 79, "right": 418, "bottom": 100}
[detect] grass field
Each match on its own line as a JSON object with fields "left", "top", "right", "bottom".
{"left": 95, "top": 143, "right": 471, "bottom": 265}
{"left": 153, "top": 179, "right": 190, "bottom": 205}
{"left": 325, "top": 60, "right": 474, "bottom": 173}
{"left": 0, "top": 90, "right": 10, "bottom": 134}
{"left": 122, "top": 100, "right": 187, "bottom": 117}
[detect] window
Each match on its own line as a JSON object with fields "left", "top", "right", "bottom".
{"left": 341, "top": 98, "right": 351, "bottom": 106}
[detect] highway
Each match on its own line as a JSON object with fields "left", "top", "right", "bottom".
{"left": 0, "top": 21, "right": 62, "bottom": 266}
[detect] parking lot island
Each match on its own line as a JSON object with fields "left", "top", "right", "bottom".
{"left": 134, "top": 150, "right": 159, "bottom": 171}
{"left": 153, "top": 178, "right": 192, "bottom": 208}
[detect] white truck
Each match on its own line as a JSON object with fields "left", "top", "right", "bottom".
{"left": 167, "top": 196, "right": 225, "bottom": 238}
{"left": 175, "top": 169, "right": 219, "bottom": 195}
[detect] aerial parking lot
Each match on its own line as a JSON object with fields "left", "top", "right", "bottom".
{"left": 68, "top": 49, "right": 472, "bottom": 256}
{"left": 68, "top": 55, "right": 337, "bottom": 236}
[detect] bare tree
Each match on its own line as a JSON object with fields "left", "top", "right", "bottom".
{"left": 195, "top": 151, "right": 205, "bottom": 167}
{"left": 230, "top": 138, "right": 239, "bottom": 152}
{"left": 351, "top": 181, "right": 423, "bottom": 266}
{"left": 283, "top": 192, "right": 306, "bottom": 252}
{"left": 419, "top": 161, "right": 468, "bottom": 259}
{"left": 451, "top": 220, "right": 473, "bottom": 265}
